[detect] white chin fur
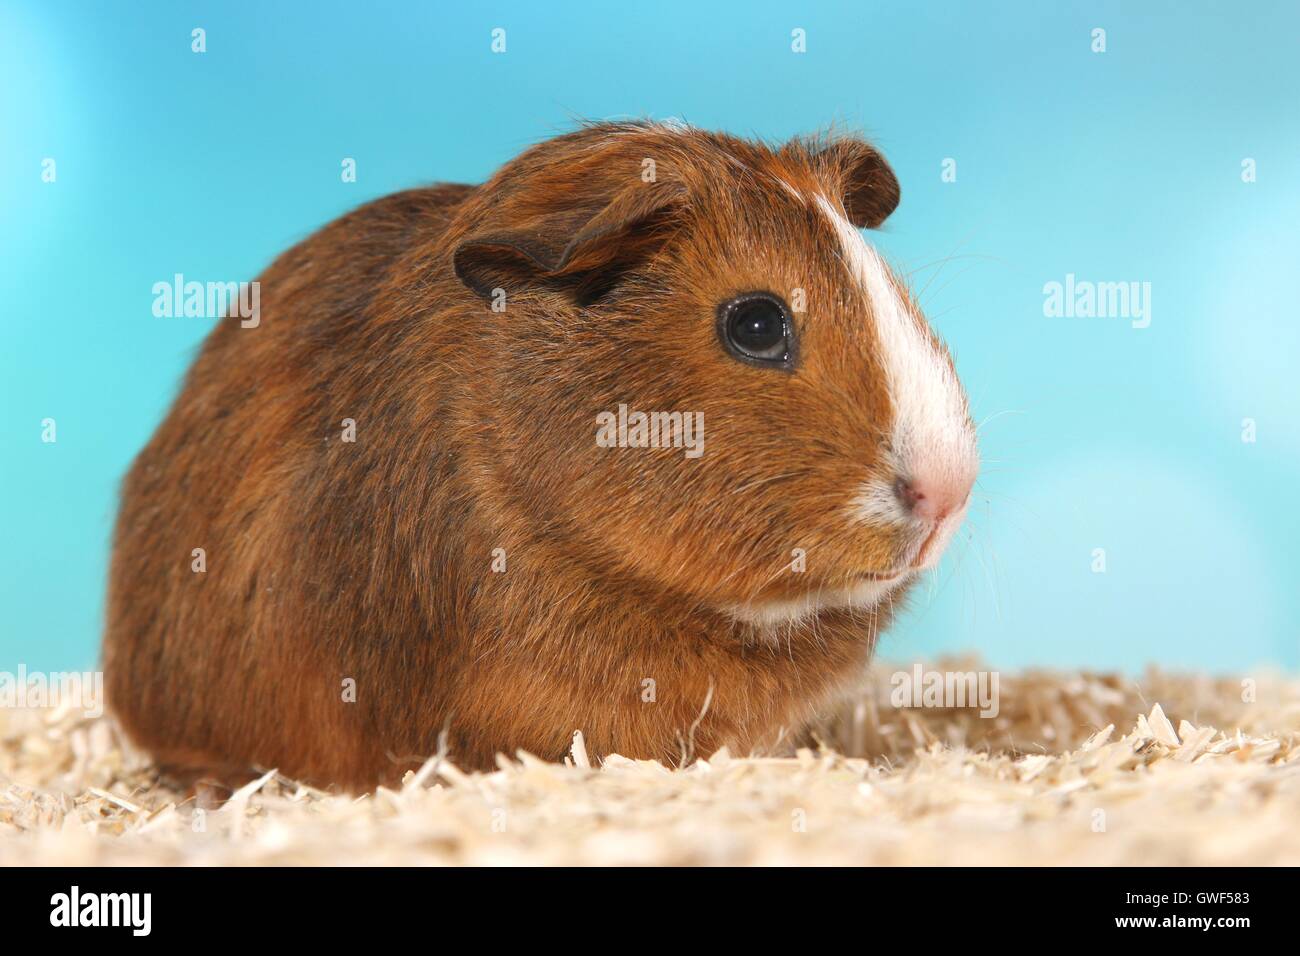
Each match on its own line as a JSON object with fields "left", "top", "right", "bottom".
{"left": 725, "top": 574, "right": 912, "bottom": 630}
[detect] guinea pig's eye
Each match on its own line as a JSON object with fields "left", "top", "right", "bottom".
{"left": 716, "top": 293, "right": 795, "bottom": 369}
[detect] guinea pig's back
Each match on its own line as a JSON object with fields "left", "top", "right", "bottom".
{"left": 105, "top": 183, "right": 477, "bottom": 788}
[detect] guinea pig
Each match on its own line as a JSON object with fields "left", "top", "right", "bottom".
{"left": 104, "top": 121, "right": 978, "bottom": 791}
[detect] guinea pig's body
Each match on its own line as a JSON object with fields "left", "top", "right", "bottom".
{"left": 105, "top": 123, "right": 977, "bottom": 790}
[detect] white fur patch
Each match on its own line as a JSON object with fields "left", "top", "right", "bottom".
{"left": 814, "top": 195, "right": 977, "bottom": 525}
{"left": 726, "top": 573, "right": 912, "bottom": 629}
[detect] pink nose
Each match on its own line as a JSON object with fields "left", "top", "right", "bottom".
{"left": 894, "top": 473, "right": 973, "bottom": 523}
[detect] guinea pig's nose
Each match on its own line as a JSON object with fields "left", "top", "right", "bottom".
{"left": 894, "top": 473, "right": 973, "bottom": 524}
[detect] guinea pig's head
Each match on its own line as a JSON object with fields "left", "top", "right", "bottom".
{"left": 452, "top": 122, "right": 977, "bottom": 628}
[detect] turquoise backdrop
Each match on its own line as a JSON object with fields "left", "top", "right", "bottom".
{"left": 3, "top": 1, "right": 1297, "bottom": 673}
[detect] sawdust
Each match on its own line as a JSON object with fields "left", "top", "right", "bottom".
{"left": 2, "top": 661, "right": 1297, "bottom": 865}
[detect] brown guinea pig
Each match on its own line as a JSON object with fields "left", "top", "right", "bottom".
{"left": 104, "top": 121, "right": 978, "bottom": 791}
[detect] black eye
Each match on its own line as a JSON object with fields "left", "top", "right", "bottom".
{"left": 717, "top": 293, "right": 795, "bottom": 369}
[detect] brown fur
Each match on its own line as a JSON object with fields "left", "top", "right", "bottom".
{"left": 104, "top": 122, "right": 959, "bottom": 791}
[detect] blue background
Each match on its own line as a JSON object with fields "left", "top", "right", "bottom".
{"left": 4, "top": 1, "right": 1297, "bottom": 674}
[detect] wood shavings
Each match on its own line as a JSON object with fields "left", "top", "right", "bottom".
{"left": 569, "top": 730, "right": 591, "bottom": 769}
{"left": 1, "top": 660, "right": 1297, "bottom": 865}
{"left": 1146, "top": 703, "right": 1181, "bottom": 747}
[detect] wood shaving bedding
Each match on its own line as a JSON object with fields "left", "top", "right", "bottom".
{"left": 1, "top": 662, "right": 1296, "bottom": 865}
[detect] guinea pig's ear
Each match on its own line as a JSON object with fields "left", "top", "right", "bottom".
{"left": 815, "top": 138, "right": 901, "bottom": 229}
{"left": 453, "top": 179, "right": 686, "bottom": 302}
